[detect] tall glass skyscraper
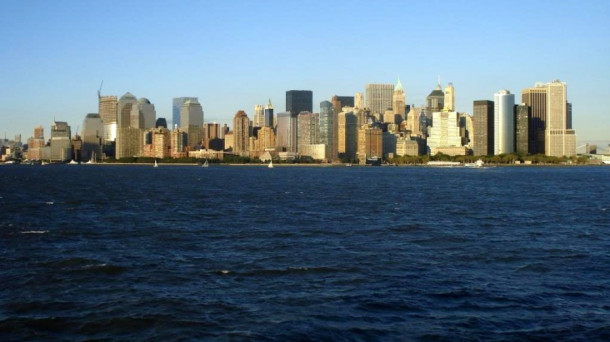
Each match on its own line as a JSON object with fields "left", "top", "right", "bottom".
{"left": 494, "top": 90, "right": 515, "bottom": 155}
{"left": 286, "top": 90, "right": 312, "bottom": 118}
{"left": 319, "top": 100, "right": 333, "bottom": 159}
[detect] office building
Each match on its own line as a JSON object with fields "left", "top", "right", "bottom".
{"left": 494, "top": 90, "right": 515, "bottom": 154}
{"left": 473, "top": 100, "right": 494, "bottom": 156}
{"left": 117, "top": 92, "right": 138, "bottom": 128}
{"left": 155, "top": 118, "right": 168, "bottom": 129}
{"left": 444, "top": 83, "right": 455, "bottom": 111}
{"left": 286, "top": 90, "right": 313, "bottom": 118}
{"left": 99, "top": 95, "right": 118, "bottom": 142}
{"left": 115, "top": 127, "right": 142, "bottom": 159}
{"left": 173, "top": 97, "right": 197, "bottom": 128}
{"left": 26, "top": 126, "right": 45, "bottom": 160}
{"left": 546, "top": 80, "right": 576, "bottom": 157}
{"left": 365, "top": 83, "right": 394, "bottom": 115}
{"left": 358, "top": 125, "right": 383, "bottom": 161}
{"left": 406, "top": 107, "right": 422, "bottom": 136}
{"left": 81, "top": 113, "right": 103, "bottom": 162}
{"left": 427, "top": 110, "right": 463, "bottom": 156}
{"left": 275, "top": 112, "right": 293, "bottom": 152}
{"left": 426, "top": 83, "right": 445, "bottom": 119}
{"left": 180, "top": 99, "right": 204, "bottom": 148}
{"left": 253, "top": 104, "right": 264, "bottom": 128}
{"left": 337, "top": 111, "right": 358, "bottom": 160}
{"left": 515, "top": 104, "right": 530, "bottom": 154}
{"left": 522, "top": 85, "right": 547, "bottom": 154}
{"left": 50, "top": 121, "right": 72, "bottom": 162}
{"left": 233, "top": 110, "right": 250, "bottom": 156}
{"left": 319, "top": 100, "right": 333, "bottom": 160}
{"left": 355, "top": 92, "right": 364, "bottom": 109}
{"left": 392, "top": 78, "right": 406, "bottom": 119}
{"left": 135, "top": 98, "right": 156, "bottom": 129}
{"left": 297, "top": 112, "right": 319, "bottom": 156}
{"left": 264, "top": 99, "right": 274, "bottom": 127}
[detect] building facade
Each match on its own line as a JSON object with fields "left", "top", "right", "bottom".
{"left": 515, "top": 104, "right": 530, "bottom": 154}
{"left": 427, "top": 110, "right": 462, "bottom": 156}
{"left": 365, "top": 83, "right": 394, "bottom": 115}
{"left": 233, "top": 110, "right": 250, "bottom": 156}
{"left": 392, "top": 78, "right": 406, "bottom": 120}
{"left": 172, "top": 97, "right": 197, "bottom": 128}
{"left": 494, "top": 90, "right": 515, "bottom": 155}
{"left": 286, "top": 90, "right": 313, "bottom": 118}
{"left": 473, "top": 100, "right": 494, "bottom": 156}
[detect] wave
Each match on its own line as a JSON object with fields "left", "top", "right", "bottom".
{"left": 20, "top": 230, "right": 49, "bottom": 234}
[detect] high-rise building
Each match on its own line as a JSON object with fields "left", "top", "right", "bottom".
{"left": 233, "top": 110, "right": 250, "bottom": 156}
{"left": 264, "top": 99, "right": 274, "bottom": 127}
{"left": 494, "top": 90, "right": 515, "bottom": 154}
{"left": 136, "top": 98, "right": 156, "bottom": 129}
{"left": 337, "top": 111, "right": 358, "bottom": 160}
{"left": 297, "top": 112, "right": 319, "bottom": 155}
{"left": 444, "top": 83, "right": 455, "bottom": 111}
{"left": 27, "top": 126, "right": 45, "bottom": 160}
{"left": 81, "top": 113, "right": 103, "bottom": 162}
{"left": 253, "top": 104, "right": 264, "bottom": 128}
{"left": 171, "top": 127, "right": 187, "bottom": 157}
{"left": 522, "top": 85, "right": 547, "bottom": 154}
{"left": 117, "top": 92, "right": 138, "bottom": 128}
{"left": 115, "top": 127, "right": 142, "bottom": 159}
{"left": 99, "top": 95, "right": 118, "bottom": 142}
{"left": 515, "top": 104, "right": 530, "bottom": 154}
{"left": 473, "top": 100, "right": 494, "bottom": 156}
{"left": 406, "top": 107, "right": 422, "bottom": 136}
{"left": 427, "top": 110, "right": 462, "bottom": 155}
{"left": 155, "top": 118, "right": 168, "bottom": 129}
{"left": 393, "top": 78, "right": 406, "bottom": 120}
{"left": 357, "top": 125, "right": 383, "bottom": 161}
{"left": 332, "top": 95, "right": 355, "bottom": 109}
{"left": 546, "top": 80, "right": 575, "bottom": 157}
{"left": 286, "top": 90, "right": 313, "bottom": 118}
{"left": 355, "top": 92, "right": 364, "bottom": 109}
{"left": 50, "top": 121, "right": 71, "bottom": 162}
{"left": 180, "top": 99, "right": 204, "bottom": 148}
{"left": 275, "top": 112, "right": 293, "bottom": 152}
{"left": 365, "top": 83, "right": 394, "bottom": 115}
{"left": 173, "top": 97, "right": 197, "bottom": 128}
{"left": 426, "top": 83, "right": 445, "bottom": 119}
{"left": 151, "top": 127, "right": 171, "bottom": 159}
{"left": 459, "top": 113, "right": 473, "bottom": 147}
{"left": 203, "top": 122, "right": 223, "bottom": 150}
{"left": 254, "top": 126, "right": 275, "bottom": 153}
{"left": 319, "top": 101, "right": 333, "bottom": 160}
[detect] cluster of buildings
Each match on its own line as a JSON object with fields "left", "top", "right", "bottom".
{"left": 16, "top": 78, "right": 577, "bottom": 163}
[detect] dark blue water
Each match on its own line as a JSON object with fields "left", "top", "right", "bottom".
{"left": 1, "top": 165, "right": 609, "bottom": 341}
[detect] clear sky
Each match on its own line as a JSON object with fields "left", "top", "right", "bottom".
{"left": 1, "top": 0, "right": 609, "bottom": 146}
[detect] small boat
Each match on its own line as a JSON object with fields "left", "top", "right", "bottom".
{"left": 465, "top": 159, "right": 485, "bottom": 168}
{"left": 86, "top": 152, "right": 96, "bottom": 164}
{"left": 202, "top": 159, "right": 209, "bottom": 168}
{"left": 268, "top": 160, "right": 274, "bottom": 168}
{"left": 69, "top": 159, "right": 78, "bottom": 165}
{"left": 154, "top": 160, "right": 158, "bottom": 168}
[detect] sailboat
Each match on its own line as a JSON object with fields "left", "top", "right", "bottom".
{"left": 202, "top": 159, "right": 209, "bottom": 168}
{"left": 268, "top": 160, "right": 274, "bottom": 168}
{"left": 86, "top": 151, "right": 96, "bottom": 164}
{"left": 154, "top": 159, "right": 158, "bottom": 168}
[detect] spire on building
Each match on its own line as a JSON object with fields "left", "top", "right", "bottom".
{"left": 395, "top": 77, "right": 404, "bottom": 92}
{"left": 437, "top": 76, "right": 442, "bottom": 90}
{"left": 267, "top": 98, "right": 273, "bottom": 109}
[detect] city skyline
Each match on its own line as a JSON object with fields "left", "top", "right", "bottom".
{"left": 1, "top": 1, "right": 609, "bottom": 143}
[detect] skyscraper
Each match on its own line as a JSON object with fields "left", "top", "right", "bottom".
{"left": 337, "top": 111, "right": 358, "bottom": 160}
{"left": 522, "top": 85, "right": 547, "bottom": 154}
{"left": 426, "top": 83, "right": 445, "bottom": 119}
{"left": 286, "top": 90, "right": 313, "bottom": 118}
{"left": 264, "top": 99, "right": 274, "bottom": 127}
{"left": 545, "top": 80, "right": 575, "bottom": 157}
{"left": 50, "top": 121, "right": 71, "bottom": 162}
{"left": 473, "top": 100, "right": 494, "bottom": 156}
{"left": 365, "top": 83, "right": 394, "bottom": 115}
{"left": 117, "top": 92, "right": 138, "bottom": 128}
{"left": 233, "top": 110, "right": 250, "bottom": 156}
{"left": 392, "top": 78, "right": 406, "bottom": 120}
{"left": 319, "top": 101, "right": 333, "bottom": 160}
{"left": 180, "top": 99, "right": 204, "bottom": 148}
{"left": 173, "top": 97, "right": 198, "bottom": 128}
{"left": 444, "top": 83, "right": 455, "bottom": 111}
{"left": 275, "top": 112, "right": 293, "bottom": 152}
{"left": 494, "top": 90, "right": 515, "bottom": 155}
{"left": 99, "top": 95, "right": 118, "bottom": 142}
{"left": 253, "top": 104, "right": 264, "bottom": 128}
{"left": 358, "top": 125, "right": 383, "bottom": 161}
{"left": 297, "top": 112, "right": 319, "bottom": 155}
{"left": 515, "top": 104, "right": 530, "bottom": 154}
{"left": 354, "top": 92, "right": 364, "bottom": 109}
{"left": 427, "top": 110, "right": 462, "bottom": 156}
{"left": 136, "top": 98, "right": 156, "bottom": 129}
{"left": 81, "top": 113, "right": 103, "bottom": 162}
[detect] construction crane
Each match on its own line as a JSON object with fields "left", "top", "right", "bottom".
{"left": 97, "top": 80, "right": 104, "bottom": 99}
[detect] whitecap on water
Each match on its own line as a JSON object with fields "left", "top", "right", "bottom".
{"left": 21, "top": 230, "right": 49, "bottom": 234}
{"left": 45, "top": 201, "right": 54, "bottom": 205}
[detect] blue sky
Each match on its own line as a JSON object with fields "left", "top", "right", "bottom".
{"left": 1, "top": 0, "right": 609, "bottom": 145}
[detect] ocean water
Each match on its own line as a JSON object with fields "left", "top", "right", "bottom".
{"left": 1, "top": 164, "right": 609, "bottom": 341}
